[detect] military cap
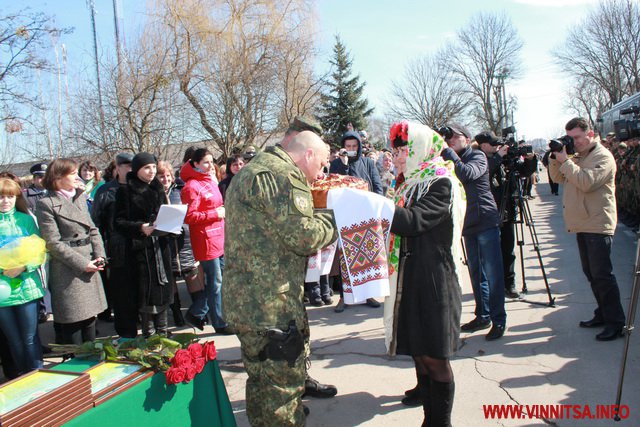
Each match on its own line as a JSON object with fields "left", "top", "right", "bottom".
{"left": 116, "top": 152, "right": 134, "bottom": 165}
{"left": 29, "top": 162, "right": 48, "bottom": 176}
{"left": 288, "top": 116, "right": 323, "bottom": 136}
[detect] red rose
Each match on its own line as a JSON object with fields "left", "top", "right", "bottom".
{"left": 184, "top": 363, "right": 197, "bottom": 383}
{"left": 187, "top": 343, "right": 203, "bottom": 360}
{"left": 202, "top": 341, "right": 218, "bottom": 361}
{"left": 165, "top": 367, "right": 186, "bottom": 385}
{"left": 195, "top": 357, "right": 206, "bottom": 373}
{"left": 172, "top": 349, "right": 193, "bottom": 367}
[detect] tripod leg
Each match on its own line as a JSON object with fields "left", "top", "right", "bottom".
{"left": 522, "top": 198, "right": 555, "bottom": 307}
{"left": 614, "top": 236, "right": 640, "bottom": 420}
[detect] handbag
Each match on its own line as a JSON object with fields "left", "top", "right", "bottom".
{"left": 184, "top": 262, "right": 204, "bottom": 293}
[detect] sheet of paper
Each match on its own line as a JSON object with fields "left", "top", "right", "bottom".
{"left": 154, "top": 204, "right": 188, "bottom": 235}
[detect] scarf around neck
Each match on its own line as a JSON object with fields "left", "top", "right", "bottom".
{"left": 387, "top": 121, "right": 466, "bottom": 275}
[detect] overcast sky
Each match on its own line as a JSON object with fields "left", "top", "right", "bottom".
{"left": 5, "top": 0, "right": 605, "bottom": 143}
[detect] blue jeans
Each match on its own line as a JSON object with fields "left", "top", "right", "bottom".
{"left": 189, "top": 256, "right": 227, "bottom": 329}
{"left": 0, "top": 300, "right": 43, "bottom": 375}
{"left": 576, "top": 233, "right": 625, "bottom": 328}
{"left": 464, "top": 227, "right": 507, "bottom": 327}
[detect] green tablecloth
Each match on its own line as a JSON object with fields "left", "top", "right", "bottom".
{"left": 52, "top": 358, "right": 236, "bottom": 426}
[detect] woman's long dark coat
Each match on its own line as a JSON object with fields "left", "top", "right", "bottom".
{"left": 390, "top": 178, "right": 462, "bottom": 358}
{"left": 114, "top": 174, "right": 174, "bottom": 308}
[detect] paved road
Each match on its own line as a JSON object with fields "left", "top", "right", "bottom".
{"left": 36, "top": 175, "right": 639, "bottom": 426}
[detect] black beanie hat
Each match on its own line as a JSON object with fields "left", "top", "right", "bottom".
{"left": 131, "top": 152, "right": 157, "bottom": 175}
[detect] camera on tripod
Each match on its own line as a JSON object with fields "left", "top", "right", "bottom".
{"left": 500, "top": 126, "right": 533, "bottom": 159}
{"left": 548, "top": 135, "right": 575, "bottom": 158}
{"left": 613, "top": 105, "right": 640, "bottom": 141}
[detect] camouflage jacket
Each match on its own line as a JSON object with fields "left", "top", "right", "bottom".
{"left": 223, "top": 145, "right": 337, "bottom": 332}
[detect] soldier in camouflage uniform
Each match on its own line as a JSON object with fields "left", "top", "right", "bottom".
{"left": 223, "top": 131, "right": 337, "bottom": 426}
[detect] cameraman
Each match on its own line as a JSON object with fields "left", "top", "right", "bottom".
{"left": 476, "top": 131, "right": 538, "bottom": 299}
{"left": 441, "top": 124, "right": 507, "bottom": 341}
{"left": 549, "top": 117, "right": 625, "bottom": 341}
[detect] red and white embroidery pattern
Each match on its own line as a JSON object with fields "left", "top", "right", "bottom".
{"left": 339, "top": 218, "right": 390, "bottom": 288}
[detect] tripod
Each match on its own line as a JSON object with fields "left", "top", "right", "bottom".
{"left": 614, "top": 233, "right": 639, "bottom": 421}
{"left": 500, "top": 168, "right": 555, "bottom": 307}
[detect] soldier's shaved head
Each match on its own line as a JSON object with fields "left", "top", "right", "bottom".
{"left": 286, "top": 131, "right": 325, "bottom": 154}
{"left": 286, "top": 131, "right": 329, "bottom": 184}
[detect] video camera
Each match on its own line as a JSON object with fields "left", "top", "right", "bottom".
{"left": 548, "top": 135, "right": 575, "bottom": 158}
{"left": 613, "top": 105, "right": 640, "bottom": 141}
{"left": 498, "top": 126, "right": 533, "bottom": 158}
{"left": 438, "top": 126, "right": 456, "bottom": 141}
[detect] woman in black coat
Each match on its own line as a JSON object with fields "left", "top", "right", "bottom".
{"left": 386, "top": 122, "right": 466, "bottom": 427}
{"left": 114, "top": 153, "right": 174, "bottom": 337}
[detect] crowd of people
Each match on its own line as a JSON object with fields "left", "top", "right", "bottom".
{"left": 0, "top": 114, "right": 631, "bottom": 427}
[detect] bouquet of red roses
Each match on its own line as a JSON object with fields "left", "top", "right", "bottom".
{"left": 165, "top": 341, "right": 218, "bottom": 385}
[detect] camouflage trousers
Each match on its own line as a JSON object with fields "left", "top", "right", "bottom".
{"left": 238, "top": 331, "right": 310, "bottom": 427}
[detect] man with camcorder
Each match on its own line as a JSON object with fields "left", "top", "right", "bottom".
{"left": 549, "top": 117, "right": 626, "bottom": 341}
{"left": 440, "top": 124, "right": 507, "bottom": 341}
{"left": 476, "top": 131, "right": 538, "bottom": 299}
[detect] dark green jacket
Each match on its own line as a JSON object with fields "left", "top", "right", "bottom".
{"left": 223, "top": 145, "right": 337, "bottom": 332}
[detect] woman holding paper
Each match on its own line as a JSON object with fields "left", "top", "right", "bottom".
{"left": 0, "top": 178, "right": 45, "bottom": 376}
{"left": 114, "top": 153, "right": 174, "bottom": 337}
{"left": 386, "top": 122, "right": 466, "bottom": 427}
{"left": 180, "top": 148, "right": 230, "bottom": 334}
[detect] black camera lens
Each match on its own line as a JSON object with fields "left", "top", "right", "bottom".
{"left": 438, "top": 127, "right": 453, "bottom": 140}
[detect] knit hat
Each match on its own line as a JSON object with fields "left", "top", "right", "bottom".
{"left": 131, "top": 152, "right": 157, "bottom": 175}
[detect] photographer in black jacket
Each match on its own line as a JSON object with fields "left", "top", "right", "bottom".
{"left": 476, "top": 131, "right": 538, "bottom": 299}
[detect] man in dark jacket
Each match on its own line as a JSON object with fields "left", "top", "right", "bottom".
{"left": 329, "top": 131, "right": 384, "bottom": 196}
{"left": 441, "top": 124, "right": 507, "bottom": 341}
{"left": 24, "top": 162, "right": 48, "bottom": 213}
{"left": 329, "top": 130, "right": 384, "bottom": 310}
{"left": 476, "top": 131, "right": 538, "bottom": 299}
{"left": 91, "top": 153, "right": 133, "bottom": 328}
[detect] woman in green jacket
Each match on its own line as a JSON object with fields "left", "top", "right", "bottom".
{"left": 0, "top": 178, "right": 46, "bottom": 377}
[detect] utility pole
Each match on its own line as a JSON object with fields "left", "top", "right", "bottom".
{"left": 87, "top": 0, "right": 107, "bottom": 147}
{"left": 496, "top": 67, "right": 510, "bottom": 132}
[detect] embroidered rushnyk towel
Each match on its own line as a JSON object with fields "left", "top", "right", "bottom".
{"left": 327, "top": 187, "right": 395, "bottom": 304}
{"left": 305, "top": 240, "right": 338, "bottom": 283}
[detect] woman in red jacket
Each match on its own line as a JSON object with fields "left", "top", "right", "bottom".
{"left": 180, "top": 148, "right": 231, "bottom": 334}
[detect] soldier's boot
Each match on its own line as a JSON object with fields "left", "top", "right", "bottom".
{"left": 303, "top": 376, "right": 337, "bottom": 398}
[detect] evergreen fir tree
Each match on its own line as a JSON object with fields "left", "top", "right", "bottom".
{"left": 319, "top": 36, "right": 374, "bottom": 145}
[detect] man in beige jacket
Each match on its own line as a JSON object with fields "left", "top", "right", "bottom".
{"left": 549, "top": 117, "right": 626, "bottom": 341}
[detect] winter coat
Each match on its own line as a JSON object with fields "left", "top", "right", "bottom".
{"left": 114, "top": 174, "right": 174, "bottom": 308}
{"left": 180, "top": 162, "right": 225, "bottom": 261}
{"left": 167, "top": 185, "right": 197, "bottom": 275}
{"left": 442, "top": 145, "right": 500, "bottom": 235}
{"left": 35, "top": 191, "right": 107, "bottom": 323}
{"left": 0, "top": 209, "right": 45, "bottom": 307}
{"left": 548, "top": 141, "right": 617, "bottom": 235}
{"left": 218, "top": 175, "right": 233, "bottom": 201}
{"left": 390, "top": 178, "right": 462, "bottom": 358}
{"left": 329, "top": 131, "right": 384, "bottom": 195}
